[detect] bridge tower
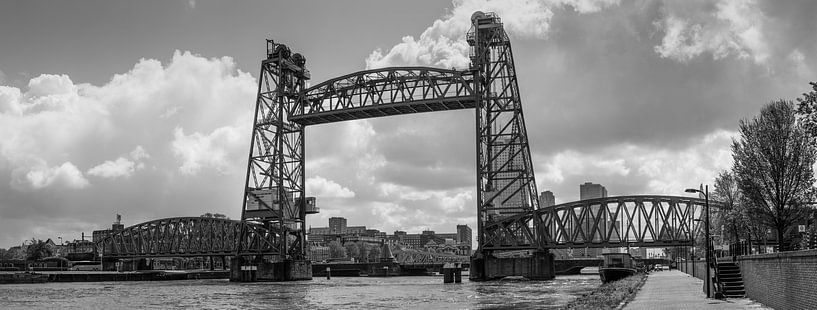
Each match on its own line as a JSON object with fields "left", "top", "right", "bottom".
{"left": 468, "top": 11, "right": 553, "bottom": 280}
{"left": 237, "top": 40, "right": 312, "bottom": 281}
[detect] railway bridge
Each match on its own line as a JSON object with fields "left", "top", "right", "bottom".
{"left": 99, "top": 11, "right": 709, "bottom": 281}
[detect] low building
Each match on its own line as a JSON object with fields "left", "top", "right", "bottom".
{"left": 92, "top": 215, "right": 126, "bottom": 244}
{"left": 308, "top": 243, "right": 330, "bottom": 262}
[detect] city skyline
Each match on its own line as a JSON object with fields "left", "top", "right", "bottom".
{"left": 2, "top": 0, "right": 817, "bottom": 248}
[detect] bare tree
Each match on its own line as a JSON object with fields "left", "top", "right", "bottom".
{"left": 712, "top": 170, "right": 750, "bottom": 245}
{"left": 328, "top": 240, "right": 345, "bottom": 259}
{"left": 732, "top": 100, "right": 816, "bottom": 251}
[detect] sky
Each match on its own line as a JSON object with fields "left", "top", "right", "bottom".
{"left": 1, "top": 0, "right": 816, "bottom": 248}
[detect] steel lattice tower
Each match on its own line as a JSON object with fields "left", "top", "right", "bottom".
{"left": 240, "top": 40, "right": 310, "bottom": 261}
{"left": 469, "top": 12, "right": 540, "bottom": 252}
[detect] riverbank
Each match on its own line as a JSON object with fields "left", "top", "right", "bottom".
{"left": 562, "top": 272, "right": 647, "bottom": 309}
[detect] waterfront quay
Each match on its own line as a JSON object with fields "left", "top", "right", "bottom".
{"left": 626, "top": 270, "right": 769, "bottom": 310}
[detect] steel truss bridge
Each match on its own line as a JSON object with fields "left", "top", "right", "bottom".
{"left": 99, "top": 12, "right": 708, "bottom": 271}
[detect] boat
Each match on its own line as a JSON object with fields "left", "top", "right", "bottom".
{"left": 599, "top": 252, "right": 637, "bottom": 283}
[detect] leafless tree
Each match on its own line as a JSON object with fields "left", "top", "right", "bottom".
{"left": 712, "top": 170, "right": 749, "bottom": 244}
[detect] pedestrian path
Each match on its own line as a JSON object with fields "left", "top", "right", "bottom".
{"left": 624, "top": 270, "right": 770, "bottom": 310}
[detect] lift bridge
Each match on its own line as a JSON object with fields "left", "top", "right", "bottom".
{"left": 99, "top": 11, "right": 709, "bottom": 281}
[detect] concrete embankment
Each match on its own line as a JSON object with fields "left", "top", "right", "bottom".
{"left": 0, "top": 270, "right": 229, "bottom": 284}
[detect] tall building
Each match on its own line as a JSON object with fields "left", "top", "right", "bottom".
{"left": 539, "top": 191, "right": 556, "bottom": 207}
{"left": 456, "top": 224, "right": 472, "bottom": 246}
{"left": 329, "top": 217, "right": 347, "bottom": 234}
{"left": 579, "top": 182, "right": 612, "bottom": 257}
{"left": 580, "top": 182, "right": 607, "bottom": 200}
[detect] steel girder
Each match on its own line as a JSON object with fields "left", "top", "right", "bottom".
{"left": 98, "top": 217, "right": 279, "bottom": 258}
{"left": 539, "top": 195, "right": 707, "bottom": 248}
{"left": 469, "top": 12, "right": 540, "bottom": 253}
{"left": 290, "top": 67, "right": 475, "bottom": 126}
{"left": 483, "top": 195, "right": 708, "bottom": 250}
{"left": 241, "top": 40, "right": 309, "bottom": 261}
{"left": 392, "top": 247, "right": 470, "bottom": 265}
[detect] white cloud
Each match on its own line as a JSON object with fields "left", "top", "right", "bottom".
{"left": 540, "top": 151, "right": 631, "bottom": 184}
{"left": 0, "top": 86, "right": 23, "bottom": 115}
{"left": 14, "top": 161, "right": 89, "bottom": 190}
{"left": 171, "top": 126, "right": 244, "bottom": 175}
{"left": 0, "top": 50, "right": 256, "bottom": 248}
{"left": 537, "top": 130, "right": 736, "bottom": 201}
{"left": 129, "top": 145, "right": 150, "bottom": 161}
{"left": 654, "top": 0, "right": 769, "bottom": 64}
{"left": 365, "top": 0, "right": 620, "bottom": 69}
{"left": 87, "top": 157, "right": 137, "bottom": 179}
{"left": 306, "top": 176, "right": 356, "bottom": 198}
{"left": 87, "top": 145, "right": 151, "bottom": 179}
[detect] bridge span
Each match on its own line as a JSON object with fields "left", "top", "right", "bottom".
{"left": 99, "top": 11, "right": 709, "bottom": 281}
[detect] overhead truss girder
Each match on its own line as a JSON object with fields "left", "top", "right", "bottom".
{"left": 290, "top": 67, "right": 476, "bottom": 126}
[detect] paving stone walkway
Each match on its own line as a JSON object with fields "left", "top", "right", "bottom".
{"left": 624, "top": 270, "right": 771, "bottom": 310}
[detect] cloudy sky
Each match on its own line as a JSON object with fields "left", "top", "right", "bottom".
{"left": 1, "top": 0, "right": 815, "bottom": 248}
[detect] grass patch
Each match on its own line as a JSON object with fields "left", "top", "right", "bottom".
{"left": 561, "top": 273, "right": 647, "bottom": 310}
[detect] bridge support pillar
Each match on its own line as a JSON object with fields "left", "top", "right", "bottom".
{"left": 470, "top": 250, "right": 555, "bottom": 281}
{"left": 230, "top": 256, "right": 312, "bottom": 282}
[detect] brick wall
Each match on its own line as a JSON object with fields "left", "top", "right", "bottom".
{"left": 738, "top": 249, "right": 817, "bottom": 310}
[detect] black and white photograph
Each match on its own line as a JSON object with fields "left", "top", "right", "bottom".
{"left": 0, "top": 1, "right": 815, "bottom": 309}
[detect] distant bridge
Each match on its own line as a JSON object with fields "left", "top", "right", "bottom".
{"left": 98, "top": 217, "right": 470, "bottom": 265}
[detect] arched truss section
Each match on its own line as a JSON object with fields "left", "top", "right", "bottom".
{"left": 98, "top": 217, "right": 280, "bottom": 258}
{"left": 481, "top": 195, "right": 710, "bottom": 250}
{"left": 290, "top": 67, "right": 475, "bottom": 125}
{"left": 392, "top": 247, "right": 470, "bottom": 265}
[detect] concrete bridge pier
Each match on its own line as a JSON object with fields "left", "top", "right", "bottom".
{"left": 469, "top": 250, "right": 555, "bottom": 281}
{"left": 229, "top": 256, "right": 312, "bottom": 282}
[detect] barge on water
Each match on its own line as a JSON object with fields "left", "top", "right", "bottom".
{"left": 599, "top": 252, "right": 636, "bottom": 283}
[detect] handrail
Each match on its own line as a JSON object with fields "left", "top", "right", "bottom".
{"left": 709, "top": 239, "right": 724, "bottom": 297}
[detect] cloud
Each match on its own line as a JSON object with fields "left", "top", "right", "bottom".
{"left": 306, "top": 176, "right": 356, "bottom": 198}
{"left": 653, "top": 0, "right": 770, "bottom": 64}
{"left": 536, "top": 130, "right": 736, "bottom": 203}
{"left": 13, "top": 161, "right": 89, "bottom": 190}
{"left": 2, "top": 0, "right": 816, "bottom": 249}
{"left": 130, "top": 145, "right": 150, "bottom": 161}
{"left": 87, "top": 146, "right": 150, "bottom": 179}
{"left": 171, "top": 126, "right": 244, "bottom": 175}
{"left": 87, "top": 158, "right": 137, "bottom": 179}
{"left": 365, "top": 0, "right": 620, "bottom": 69}
{"left": 0, "top": 50, "right": 256, "bottom": 247}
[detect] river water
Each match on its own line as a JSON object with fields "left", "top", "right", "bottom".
{"left": 0, "top": 275, "right": 600, "bottom": 309}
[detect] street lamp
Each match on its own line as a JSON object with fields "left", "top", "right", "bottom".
{"left": 686, "top": 185, "right": 711, "bottom": 299}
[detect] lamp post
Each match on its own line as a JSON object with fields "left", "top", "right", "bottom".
{"left": 686, "top": 185, "right": 711, "bottom": 298}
